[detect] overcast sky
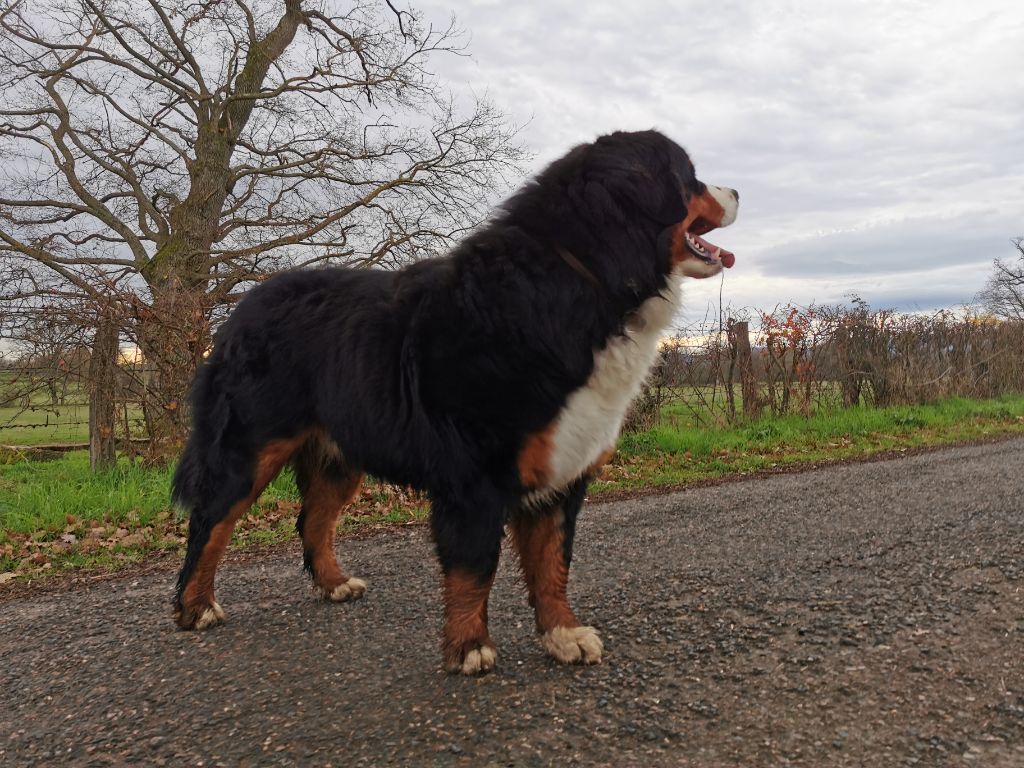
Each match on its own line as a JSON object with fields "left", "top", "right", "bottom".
{"left": 416, "top": 0, "right": 1024, "bottom": 324}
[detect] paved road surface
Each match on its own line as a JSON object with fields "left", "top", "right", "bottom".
{"left": 2, "top": 439, "right": 1023, "bottom": 767}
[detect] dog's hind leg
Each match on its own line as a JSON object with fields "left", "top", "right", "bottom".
{"left": 509, "top": 477, "right": 603, "bottom": 665}
{"left": 432, "top": 483, "right": 507, "bottom": 675}
{"left": 293, "top": 438, "right": 366, "bottom": 602}
{"left": 174, "top": 433, "right": 309, "bottom": 630}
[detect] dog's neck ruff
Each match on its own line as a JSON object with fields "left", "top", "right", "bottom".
{"left": 542, "top": 271, "right": 683, "bottom": 491}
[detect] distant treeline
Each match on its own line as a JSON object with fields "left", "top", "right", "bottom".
{"left": 628, "top": 301, "right": 1024, "bottom": 429}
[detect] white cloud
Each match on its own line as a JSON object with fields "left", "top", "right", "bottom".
{"left": 416, "top": 0, "right": 1024, "bottom": 318}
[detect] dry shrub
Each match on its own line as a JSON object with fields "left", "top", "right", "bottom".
{"left": 622, "top": 299, "right": 1024, "bottom": 431}
{"left": 833, "top": 305, "right": 1024, "bottom": 406}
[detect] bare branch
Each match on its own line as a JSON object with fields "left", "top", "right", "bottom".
{"left": 1, "top": 0, "right": 526, "bottom": 446}
{"left": 977, "top": 237, "right": 1024, "bottom": 321}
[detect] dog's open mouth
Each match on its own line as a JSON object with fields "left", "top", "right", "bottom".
{"left": 683, "top": 231, "right": 736, "bottom": 269}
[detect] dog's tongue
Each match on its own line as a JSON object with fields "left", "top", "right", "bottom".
{"left": 690, "top": 233, "right": 736, "bottom": 269}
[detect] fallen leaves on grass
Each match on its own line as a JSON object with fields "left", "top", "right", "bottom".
{"left": 0, "top": 481, "right": 429, "bottom": 581}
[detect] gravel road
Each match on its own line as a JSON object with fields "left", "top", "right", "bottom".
{"left": 2, "top": 439, "right": 1023, "bottom": 767}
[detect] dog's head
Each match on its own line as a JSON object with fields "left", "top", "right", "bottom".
{"left": 663, "top": 178, "right": 739, "bottom": 280}
{"left": 585, "top": 130, "right": 739, "bottom": 280}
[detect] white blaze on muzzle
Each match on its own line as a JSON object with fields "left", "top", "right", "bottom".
{"left": 706, "top": 185, "right": 739, "bottom": 228}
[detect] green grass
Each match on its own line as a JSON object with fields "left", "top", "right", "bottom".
{"left": 626, "top": 394, "right": 1024, "bottom": 458}
{"left": 647, "top": 382, "right": 851, "bottom": 428}
{"left": 0, "top": 395, "right": 146, "bottom": 446}
{"left": 2, "top": 393, "right": 1023, "bottom": 580}
{"left": 0, "top": 451, "right": 427, "bottom": 579}
{"left": 0, "top": 451, "right": 298, "bottom": 535}
{"left": 599, "top": 394, "right": 1024, "bottom": 491}
{"left": 0, "top": 402, "right": 91, "bottom": 445}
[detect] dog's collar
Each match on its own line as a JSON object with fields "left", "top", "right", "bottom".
{"left": 556, "top": 247, "right": 602, "bottom": 290}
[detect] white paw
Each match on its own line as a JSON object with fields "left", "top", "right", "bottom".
{"left": 541, "top": 625, "right": 603, "bottom": 664}
{"left": 460, "top": 645, "right": 498, "bottom": 675}
{"left": 324, "top": 577, "right": 367, "bottom": 602}
{"left": 194, "top": 601, "right": 226, "bottom": 630}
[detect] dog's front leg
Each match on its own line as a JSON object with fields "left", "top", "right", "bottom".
{"left": 431, "top": 485, "right": 505, "bottom": 675}
{"left": 510, "top": 477, "right": 603, "bottom": 665}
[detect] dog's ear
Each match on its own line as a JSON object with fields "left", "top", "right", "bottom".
{"left": 653, "top": 165, "right": 690, "bottom": 225}
{"left": 660, "top": 141, "right": 706, "bottom": 226}
{"left": 571, "top": 132, "right": 690, "bottom": 227}
{"left": 655, "top": 225, "right": 677, "bottom": 272}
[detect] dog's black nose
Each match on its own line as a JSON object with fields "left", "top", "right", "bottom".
{"left": 729, "top": 188, "right": 739, "bottom": 202}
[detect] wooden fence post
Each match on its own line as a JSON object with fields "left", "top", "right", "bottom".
{"left": 732, "top": 321, "right": 762, "bottom": 419}
{"left": 89, "top": 315, "right": 118, "bottom": 472}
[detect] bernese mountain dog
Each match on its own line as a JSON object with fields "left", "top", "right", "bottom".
{"left": 172, "top": 129, "right": 739, "bottom": 674}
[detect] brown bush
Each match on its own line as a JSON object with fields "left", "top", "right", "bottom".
{"left": 622, "top": 299, "right": 1024, "bottom": 431}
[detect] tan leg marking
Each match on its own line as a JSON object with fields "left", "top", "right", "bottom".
{"left": 442, "top": 569, "right": 497, "bottom": 675}
{"left": 510, "top": 510, "right": 603, "bottom": 665}
{"left": 511, "top": 511, "right": 576, "bottom": 631}
{"left": 518, "top": 424, "right": 556, "bottom": 488}
{"left": 299, "top": 469, "right": 365, "bottom": 598}
{"left": 178, "top": 433, "right": 311, "bottom": 629}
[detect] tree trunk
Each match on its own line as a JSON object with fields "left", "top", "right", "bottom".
{"left": 129, "top": 3, "right": 306, "bottom": 459}
{"left": 88, "top": 315, "right": 119, "bottom": 472}
{"left": 131, "top": 276, "right": 213, "bottom": 458}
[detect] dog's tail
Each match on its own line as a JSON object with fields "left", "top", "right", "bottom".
{"left": 171, "top": 361, "right": 232, "bottom": 515}
{"left": 172, "top": 358, "right": 250, "bottom": 607}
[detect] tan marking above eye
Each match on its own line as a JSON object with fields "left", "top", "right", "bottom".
{"left": 682, "top": 189, "right": 726, "bottom": 231}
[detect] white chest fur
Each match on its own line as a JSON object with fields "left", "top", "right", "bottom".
{"left": 544, "top": 273, "right": 683, "bottom": 490}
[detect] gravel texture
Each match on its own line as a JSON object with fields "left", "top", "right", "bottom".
{"left": 2, "top": 438, "right": 1023, "bottom": 766}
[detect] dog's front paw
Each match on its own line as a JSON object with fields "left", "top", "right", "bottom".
{"left": 541, "top": 625, "right": 603, "bottom": 664}
{"left": 444, "top": 640, "right": 498, "bottom": 676}
{"left": 321, "top": 576, "right": 367, "bottom": 603}
{"left": 175, "top": 600, "right": 226, "bottom": 631}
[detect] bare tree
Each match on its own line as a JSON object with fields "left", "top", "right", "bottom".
{"left": 978, "top": 237, "right": 1024, "bottom": 321}
{"left": 0, "top": 0, "right": 525, "bottom": 452}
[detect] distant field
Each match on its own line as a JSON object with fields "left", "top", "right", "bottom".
{"left": 0, "top": 402, "right": 92, "bottom": 445}
{"left": 0, "top": 385, "right": 145, "bottom": 446}
{"left": 628, "top": 381, "right": 852, "bottom": 429}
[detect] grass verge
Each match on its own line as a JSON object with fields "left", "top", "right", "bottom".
{"left": 2, "top": 394, "right": 1023, "bottom": 583}
{"left": 595, "top": 394, "right": 1024, "bottom": 492}
{"left": 0, "top": 454, "right": 428, "bottom": 583}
